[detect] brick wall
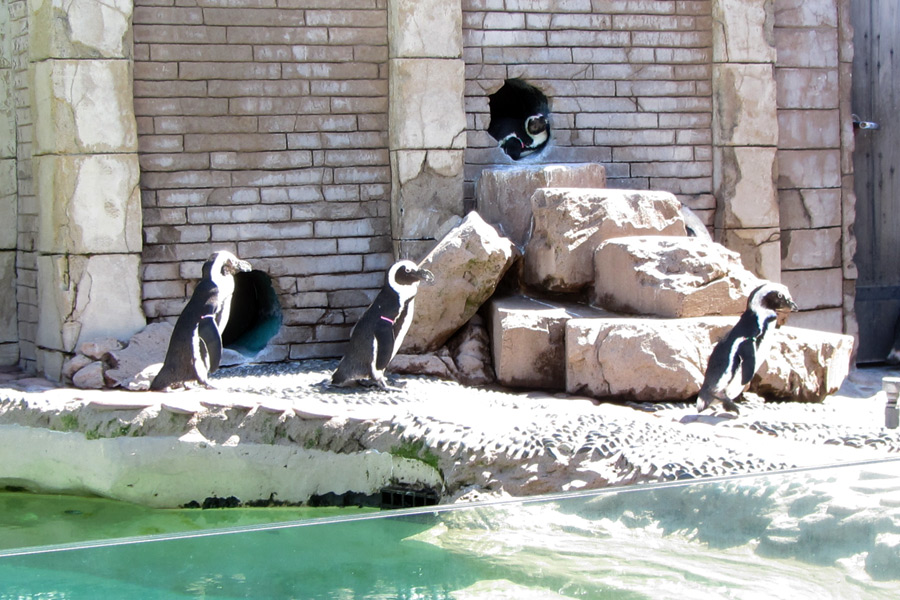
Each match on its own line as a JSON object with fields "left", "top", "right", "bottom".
{"left": 133, "top": 0, "right": 392, "bottom": 361}
{"left": 462, "top": 0, "right": 715, "bottom": 224}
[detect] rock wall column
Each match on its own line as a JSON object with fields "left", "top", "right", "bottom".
{"left": 28, "top": 0, "right": 144, "bottom": 379}
{"left": 712, "top": 0, "right": 781, "bottom": 281}
{"left": 0, "top": 2, "right": 17, "bottom": 365}
{"left": 388, "top": 0, "right": 467, "bottom": 260}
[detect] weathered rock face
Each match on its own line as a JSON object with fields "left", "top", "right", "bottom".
{"left": 491, "top": 295, "right": 611, "bottom": 390}
{"left": 475, "top": 163, "right": 607, "bottom": 248}
{"left": 566, "top": 317, "right": 734, "bottom": 402}
{"left": 400, "top": 212, "right": 518, "bottom": 353}
{"left": 592, "top": 236, "right": 763, "bottom": 318}
{"left": 391, "top": 315, "right": 494, "bottom": 386}
{"left": 567, "top": 317, "right": 854, "bottom": 404}
{"left": 106, "top": 322, "right": 174, "bottom": 390}
{"left": 753, "top": 327, "right": 855, "bottom": 403}
{"left": 523, "top": 188, "right": 687, "bottom": 293}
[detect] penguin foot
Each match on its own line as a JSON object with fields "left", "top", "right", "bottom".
{"left": 722, "top": 398, "right": 741, "bottom": 415}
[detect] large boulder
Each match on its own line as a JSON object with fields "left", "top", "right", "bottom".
{"left": 491, "top": 295, "right": 611, "bottom": 390}
{"left": 753, "top": 327, "right": 855, "bottom": 402}
{"left": 106, "top": 322, "right": 174, "bottom": 390}
{"left": 566, "top": 317, "right": 733, "bottom": 402}
{"left": 566, "top": 317, "right": 854, "bottom": 403}
{"left": 400, "top": 211, "right": 518, "bottom": 353}
{"left": 523, "top": 188, "right": 687, "bottom": 293}
{"left": 592, "top": 236, "right": 763, "bottom": 318}
{"left": 475, "top": 163, "right": 607, "bottom": 248}
{"left": 392, "top": 315, "right": 495, "bottom": 386}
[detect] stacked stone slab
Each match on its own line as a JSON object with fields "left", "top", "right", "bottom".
{"left": 473, "top": 164, "right": 853, "bottom": 404}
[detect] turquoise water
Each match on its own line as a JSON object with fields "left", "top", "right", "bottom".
{"left": 3, "top": 461, "right": 900, "bottom": 599}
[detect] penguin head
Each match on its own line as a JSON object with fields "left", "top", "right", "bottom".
{"left": 203, "top": 251, "right": 252, "bottom": 282}
{"left": 748, "top": 282, "right": 798, "bottom": 315}
{"left": 526, "top": 114, "right": 549, "bottom": 137}
{"left": 388, "top": 260, "right": 434, "bottom": 290}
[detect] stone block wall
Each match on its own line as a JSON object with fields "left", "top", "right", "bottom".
{"left": 133, "top": 0, "right": 394, "bottom": 361}
{"left": 463, "top": 0, "right": 716, "bottom": 224}
{"left": 774, "top": 0, "right": 856, "bottom": 336}
{"left": 0, "top": 0, "right": 859, "bottom": 377}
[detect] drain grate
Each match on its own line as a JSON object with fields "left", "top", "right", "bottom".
{"left": 379, "top": 485, "right": 440, "bottom": 510}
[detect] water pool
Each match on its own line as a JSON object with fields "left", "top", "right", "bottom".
{"left": 3, "top": 459, "right": 900, "bottom": 599}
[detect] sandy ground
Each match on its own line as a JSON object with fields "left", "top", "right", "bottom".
{"left": 1, "top": 360, "right": 899, "bottom": 500}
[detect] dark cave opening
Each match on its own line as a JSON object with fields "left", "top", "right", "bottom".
{"left": 487, "top": 78, "right": 552, "bottom": 161}
{"left": 221, "top": 270, "right": 283, "bottom": 357}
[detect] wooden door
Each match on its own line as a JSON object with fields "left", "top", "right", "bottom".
{"left": 851, "top": 0, "right": 900, "bottom": 363}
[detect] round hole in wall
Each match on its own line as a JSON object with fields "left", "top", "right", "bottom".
{"left": 487, "top": 78, "right": 551, "bottom": 161}
{"left": 221, "top": 270, "right": 283, "bottom": 357}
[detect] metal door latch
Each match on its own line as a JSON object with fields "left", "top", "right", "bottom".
{"left": 852, "top": 114, "right": 880, "bottom": 130}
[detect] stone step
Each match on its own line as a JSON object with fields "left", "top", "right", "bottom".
{"left": 491, "top": 295, "right": 854, "bottom": 403}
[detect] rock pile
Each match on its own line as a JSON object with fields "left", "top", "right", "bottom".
{"left": 402, "top": 163, "right": 853, "bottom": 404}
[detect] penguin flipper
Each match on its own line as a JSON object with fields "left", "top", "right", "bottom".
{"left": 373, "top": 318, "right": 396, "bottom": 373}
{"left": 737, "top": 339, "right": 757, "bottom": 388}
{"left": 198, "top": 315, "right": 223, "bottom": 373}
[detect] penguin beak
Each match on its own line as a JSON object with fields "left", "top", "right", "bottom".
{"left": 416, "top": 268, "right": 435, "bottom": 284}
{"left": 226, "top": 258, "right": 252, "bottom": 275}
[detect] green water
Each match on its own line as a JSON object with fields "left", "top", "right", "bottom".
{"left": 3, "top": 462, "right": 900, "bottom": 599}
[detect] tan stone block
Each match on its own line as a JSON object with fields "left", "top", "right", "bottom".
{"left": 841, "top": 174, "right": 857, "bottom": 280}
{"left": 33, "top": 59, "right": 138, "bottom": 154}
{"left": 714, "top": 146, "right": 779, "bottom": 229}
{"left": 779, "top": 188, "right": 841, "bottom": 229}
{"left": 35, "top": 153, "right": 142, "bottom": 254}
{"left": 712, "top": 0, "right": 776, "bottom": 63}
{"left": 777, "top": 109, "right": 841, "bottom": 150}
{"left": 0, "top": 70, "right": 14, "bottom": 158}
{"left": 475, "top": 163, "right": 607, "bottom": 248}
{"left": 28, "top": 0, "right": 133, "bottom": 60}
{"left": 400, "top": 212, "right": 518, "bottom": 353}
{"left": 781, "top": 227, "right": 841, "bottom": 270}
{"left": 566, "top": 317, "right": 736, "bottom": 402}
{"left": 388, "top": 0, "right": 462, "bottom": 59}
{"left": 0, "top": 160, "right": 16, "bottom": 249}
{"left": 592, "top": 236, "right": 763, "bottom": 318}
{"left": 718, "top": 227, "right": 782, "bottom": 281}
{"left": 491, "top": 295, "right": 610, "bottom": 390}
{"left": 37, "top": 253, "right": 145, "bottom": 354}
{"left": 389, "top": 58, "right": 466, "bottom": 150}
{"left": 783, "top": 308, "right": 844, "bottom": 334}
{"left": 780, "top": 268, "right": 843, "bottom": 311}
{"left": 391, "top": 149, "right": 465, "bottom": 240}
{"left": 0, "top": 251, "right": 16, "bottom": 344}
{"left": 713, "top": 63, "right": 778, "bottom": 146}
{"left": 524, "top": 188, "right": 686, "bottom": 293}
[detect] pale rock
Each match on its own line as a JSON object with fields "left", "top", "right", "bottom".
{"left": 752, "top": 326, "right": 854, "bottom": 402}
{"left": 592, "top": 236, "right": 763, "bottom": 318}
{"left": 713, "top": 146, "right": 779, "bottom": 230}
{"left": 492, "top": 296, "right": 611, "bottom": 390}
{"left": 72, "top": 361, "right": 106, "bottom": 390}
{"left": 28, "top": 0, "right": 134, "bottom": 60}
{"left": 391, "top": 149, "right": 464, "bottom": 240}
{"left": 389, "top": 58, "right": 466, "bottom": 150}
{"left": 0, "top": 252, "right": 15, "bottom": 344}
{"left": 475, "top": 163, "right": 607, "bottom": 248}
{"left": 397, "top": 314, "right": 496, "bottom": 386}
{"left": 566, "top": 317, "right": 735, "bottom": 401}
{"left": 0, "top": 161, "right": 15, "bottom": 248}
{"left": 713, "top": 63, "right": 778, "bottom": 147}
{"left": 523, "top": 188, "right": 686, "bottom": 293}
{"left": 390, "top": 353, "right": 458, "bottom": 381}
{"left": 712, "top": 0, "right": 777, "bottom": 63}
{"left": 106, "top": 322, "right": 175, "bottom": 390}
{"left": 401, "top": 212, "right": 518, "bottom": 353}
{"left": 78, "top": 337, "right": 124, "bottom": 361}
{"left": 61, "top": 353, "right": 94, "bottom": 382}
{"left": 717, "top": 227, "right": 782, "bottom": 281}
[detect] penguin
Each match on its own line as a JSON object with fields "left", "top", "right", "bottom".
{"left": 696, "top": 282, "right": 798, "bottom": 414}
{"left": 331, "top": 260, "right": 434, "bottom": 389}
{"left": 150, "top": 251, "right": 252, "bottom": 391}
{"left": 487, "top": 78, "right": 551, "bottom": 161}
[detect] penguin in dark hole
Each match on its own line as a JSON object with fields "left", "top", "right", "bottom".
{"left": 331, "top": 260, "right": 434, "bottom": 389}
{"left": 487, "top": 78, "right": 551, "bottom": 161}
{"left": 150, "top": 251, "right": 252, "bottom": 391}
{"left": 696, "top": 282, "right": 798, "bottom": 414}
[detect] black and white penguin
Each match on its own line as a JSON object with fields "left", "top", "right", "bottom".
{"left": 150, "top": 251, "right": 252, "bottom": 391}
{"left": 487, "top": 78, "right": 551, "bottom": 161}
{"left": 696, "top": 282, "right": 798, "bottom": 414}
{"left": 331, "top": 260, "right": 434, "bottom": 389}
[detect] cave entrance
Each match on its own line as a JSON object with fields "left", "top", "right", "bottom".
{"left": 221, "top": 270, "right": 283, "bottom": 358}
{"left": 487, "top": 78, "right": 551, "bottom": 161}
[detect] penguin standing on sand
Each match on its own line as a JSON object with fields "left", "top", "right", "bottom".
{"left": 697, "top": 282, "right": 798, "bottom": 414}
{"left": 331, "top": 260, "right": 434, "bottom": 389}
{"left": 151, "top": 251, "right": 252, "bottom": 391}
